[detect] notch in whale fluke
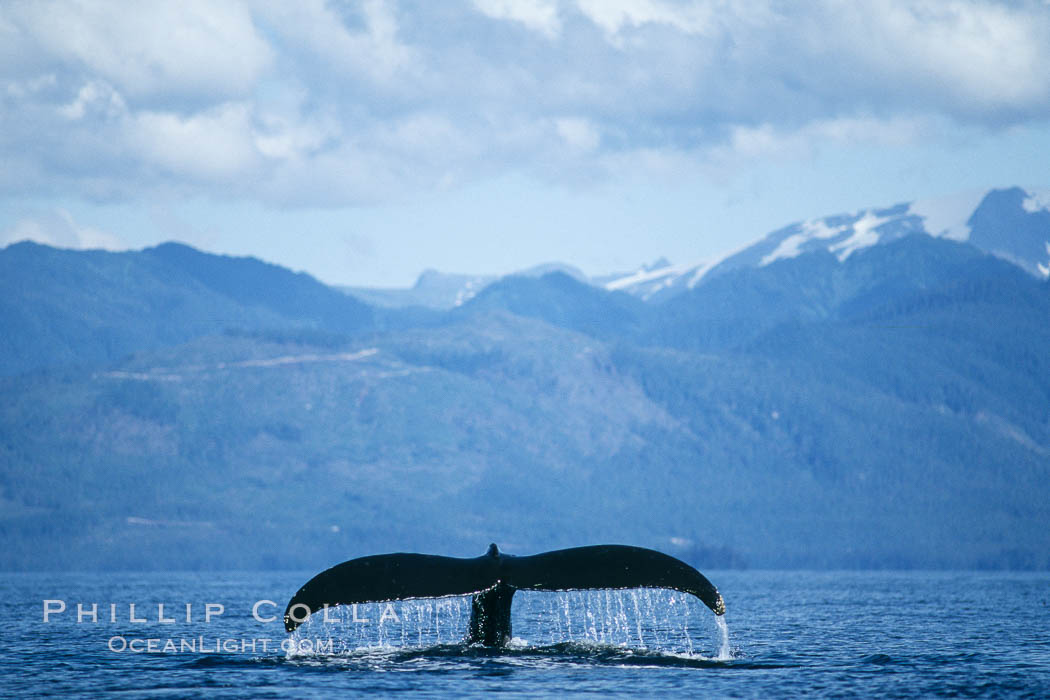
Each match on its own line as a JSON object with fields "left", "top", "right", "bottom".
{"left": 283, "top": 543, "right": 725, "bottom": 645}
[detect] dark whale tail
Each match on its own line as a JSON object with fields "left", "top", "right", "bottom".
{"left": 284, "top": 543, "right": 725, "bottom": 645}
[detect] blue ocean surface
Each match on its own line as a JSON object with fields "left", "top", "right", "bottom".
{"left": 2, "top": 570, "right": 1048, "bottom": 697}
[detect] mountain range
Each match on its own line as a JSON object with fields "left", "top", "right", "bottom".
{"left": 1, "top": 186, "right": 1047, "bottom": 572}
{"left": 351, "top": 186, "right": 1049, "bottom": 308}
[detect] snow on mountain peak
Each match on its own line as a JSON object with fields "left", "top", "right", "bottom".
{"left": 907, "top": 189, "right": 987, "bottom": 242}
{"left": 760, "top": 218, "right": 838, "bottom": 266}
{"left": 829, "top": 210, "right": 891, "bottom": 261}
{"left": 600, "top": 186, "right": 1050, "bottom": 299}
{"left": 1023, "top": 189, "right": 1050, "bottom": 214}
{"left": 604, "top": 260, "right": 691, "bottom": 295}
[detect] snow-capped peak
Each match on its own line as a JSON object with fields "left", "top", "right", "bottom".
{"left": 1023, "top": 190, "right": 1050, "bottom": 214}
{"left": 600, "top": 186, "right": 1050, "bottom": 300}
{"left": 760, "top": 218, "right": 839, "bottom": 266}
{"left": 909, "top": 189, "right": 988, "bottom": 241}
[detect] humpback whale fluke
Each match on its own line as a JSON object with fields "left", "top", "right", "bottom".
{"left": 284, "top": 543, "right": 725, "bottom": 646}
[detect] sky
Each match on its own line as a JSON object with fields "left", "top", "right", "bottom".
{"left": 2, "top": 0, "right": 1049, "bottom": 288}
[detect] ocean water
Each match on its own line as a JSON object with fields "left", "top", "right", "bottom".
{"left": 2, "top": 570, "right": 1048, "bottom": 697}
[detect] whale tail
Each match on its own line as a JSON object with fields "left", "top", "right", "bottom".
{"left": 284, "top": 544, "right": 725, "bottom": 644}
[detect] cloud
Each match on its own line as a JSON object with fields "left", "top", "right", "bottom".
{"left": 1, "top": 1, "right": 1049, "bottom": 206}
{"left": 2, "top": 0, "right": 271, "bottom": 103}
{"left": 1, "top": 209, "right": 126, "bottom": 250}
{"left": 555, "top": 117, "right": 601, "bottom": 153}
{"left": 129, "top": 103, "right": 262, "bottom": 182}
{"left": 708, "top": 115, "right": 936, "bottom": 165}
{"left": 58, "top": 80, "right": 126, "bottom": 120}
{"left": 256, "top": 0, "right": 417, "bottom": 87}
{"left": 473, "top": 0, "right": 562, "bottom": 39}
{"left": 775, "top": 1, "right": 1050, "bottom": 119}
{"left": 574, "top": 0, "right": 722, "bottom": 39}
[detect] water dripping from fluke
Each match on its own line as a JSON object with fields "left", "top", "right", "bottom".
{"left": 715, "top": 614, "right": 732, "bottom": 661}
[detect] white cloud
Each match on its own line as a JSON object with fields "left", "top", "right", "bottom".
{"left": 1, "top": 209, "right": 125, "bottom": 250}
{"left": 707, "top": 115, "right": 937, "bottom": 168}
{"left": 3, "top": 0, "right": 272, "bottom": 101}
{"left": 556, "top": 117, "right": 601, "bottom": 152}
{"left": 473, "top": 0, "right": 562, "bottom": 39}
{"left": 3, "top": 73, "right": 56, "bottom": 100}
{"left": 58, "top": 80, "right": 125, "bottom": 121}
{"left": 789, "top": 1, "right": 1050, "bottom": 115}
{"left": 2, "top": 1, "right": 1050, "bottom": 207}
{"left": 128, "top": 103, "right": 261, "bottom": 181}
{"left": 253, "top": 111, "right": 336, "bottom": 161}
{"left": 574, "top": 0, "right": 719, "bottom": 38}
{"left": 256, "top": 0, "right": 416, "bottom": 86}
